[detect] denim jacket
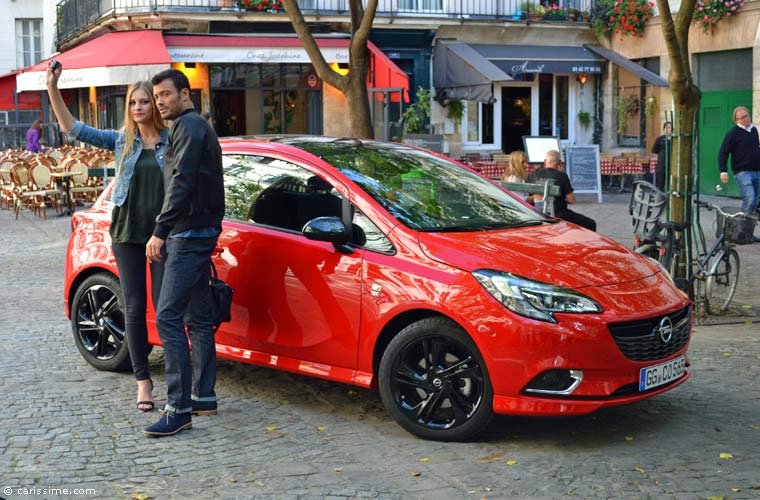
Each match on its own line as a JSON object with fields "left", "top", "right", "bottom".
{"left": 67, "top": 121, "right": 169, "bottom": 206}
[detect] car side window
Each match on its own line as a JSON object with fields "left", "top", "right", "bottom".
{"left": 222, "top": 154, "right": 343, "bottom": 232}
{"left": 350, "top": 204, "right": 395, "bottom": 254}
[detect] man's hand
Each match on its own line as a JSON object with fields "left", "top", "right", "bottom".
{"left": 719, "top": 172, "right": 729, "bottom": 184}
{"left": 146, "top": 235, "right": 165, "bottom": 262}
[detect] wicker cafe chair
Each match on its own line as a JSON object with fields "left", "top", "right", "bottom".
{"left": 68, "top": 162, "right": 99, "bottom": 205}
{"left": 24, "top": 164, "right": 63, "bottom": 219}
{"left": 0, "top": 166, "right": 15, "bottom": 210}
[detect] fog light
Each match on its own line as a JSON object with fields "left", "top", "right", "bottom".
{"left": 524, "top": 369, "right": 583, "bottom": 395}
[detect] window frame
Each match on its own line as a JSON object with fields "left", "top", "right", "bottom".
{"left": 15, "top": 18, "right": 42, "bottom": 69}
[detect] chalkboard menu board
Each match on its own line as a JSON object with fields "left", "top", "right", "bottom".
{"left": 565, "top": 145, "right": 602, "bottom": 203}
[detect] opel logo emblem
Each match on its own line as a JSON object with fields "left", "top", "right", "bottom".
{"left": 657, "top": 316, "right": 674, "bottom": 343}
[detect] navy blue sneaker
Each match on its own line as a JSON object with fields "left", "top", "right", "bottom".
{"left": 191, "top": 400, "right": 218, "bottom": 416}
{"left": 143, "top": 410, "right": 192, "bottom": 437}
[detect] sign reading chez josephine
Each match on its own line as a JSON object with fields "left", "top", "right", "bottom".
{"left": 168, "top": 47, "right": 349, "bottom": 64}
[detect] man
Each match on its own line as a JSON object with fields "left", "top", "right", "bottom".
{"left": 651, "top": 121, "right": 672, "bottom": 191}
{"left": 144, "top": 69, "right": 225, "bottom": 437}
{"left": 718, "top": 106, "right": 760, "bottom": 218}
{"left": 527, "top": 150, "right": 597, "bottom": 231}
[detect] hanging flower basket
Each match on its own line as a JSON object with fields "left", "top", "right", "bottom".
{"left": 238, "top": 0, "right": 284, "bottom": 11}
{"left": 692, "top": 0, "right": 746, "bottom": 34}
{"left": 606, "top": 0, "right": 654, "bottom": 37}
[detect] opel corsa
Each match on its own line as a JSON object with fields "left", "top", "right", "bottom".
{"left": 64, "top": 137, "right": 691, "bottom": 441}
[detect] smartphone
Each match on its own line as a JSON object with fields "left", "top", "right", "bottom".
{"left": 49, "top": 60, "right": 61, "bottom": 71}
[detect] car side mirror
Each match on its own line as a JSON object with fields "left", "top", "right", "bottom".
{"left": 302, "top": 216, "right": 354, "bottom": 248}
{"left": 302, "top": 216, "right": 354, "bottom": 254}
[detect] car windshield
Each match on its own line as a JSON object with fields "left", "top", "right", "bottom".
{"left": 290, "top": 139, "right": 552, "bottom": 232}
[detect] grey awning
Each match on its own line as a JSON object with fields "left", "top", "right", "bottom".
{"left": 584, "top": 45, "right": 669, "bottom": 87}
{"left": 472, "top": 44, "right": 605, "bottom": 75}
{"left": 433, "top": 42, "right": 512, "bottom": 103}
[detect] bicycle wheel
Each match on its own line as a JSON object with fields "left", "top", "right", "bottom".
{"left": 704, "top": 247, "right": 740, "bottom": 314}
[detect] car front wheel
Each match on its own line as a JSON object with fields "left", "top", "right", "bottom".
{"left": 70, "top": 273, "right": 131, "bottom": 371}
{"left": 378, "top": 317, "right": 494, "bottom": 441}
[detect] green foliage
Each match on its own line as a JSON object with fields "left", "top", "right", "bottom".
{"left": 577, "top": 111, "right": 591, "bottom": 130}
{"left": 238, "top": 0, "right": 283, "bottom": 11}
{"left": 544, "top": 4, "right": 567, "bottom": 20}
{"left": 446, "top": 99, "right": 464, "bottom": 122}
{"left": 402, "top": 87, "right": 432, "bottom": 135}
{"left": 616, "top": 95, "right": 639, "bottom": 134}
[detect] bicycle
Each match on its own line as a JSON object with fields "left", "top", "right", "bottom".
{"left": 629, "top": 181, "right": 757, "bottom": 314}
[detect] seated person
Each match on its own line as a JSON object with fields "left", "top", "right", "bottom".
{"left": 527, "top": 150, "right": 597, "bottom": 231}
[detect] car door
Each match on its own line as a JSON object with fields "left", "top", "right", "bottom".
{"left": 214, "top": 152, "right": 363, "bottom": 371}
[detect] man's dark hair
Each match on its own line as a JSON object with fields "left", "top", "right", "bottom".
{"left": 663, "top": 121, "right": 672, "bottom": 131}
{"left": 151, "top": 69, "right": 190, "bottom": 93}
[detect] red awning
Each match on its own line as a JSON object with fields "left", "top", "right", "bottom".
{"left": 0, "top": 70, "right": 41, "bottom": 110}
{"left": 367, "top": 41, "right": 409, "bottom": 103}
{"left": 16, "top": 30, "right": 171, "bottom": 91}
{"left": 164, "top": 34, "right": 408, "bottom": 102}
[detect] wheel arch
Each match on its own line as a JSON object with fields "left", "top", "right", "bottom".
{"left": 66, "top": 266, "right": 119, "bottom": 318}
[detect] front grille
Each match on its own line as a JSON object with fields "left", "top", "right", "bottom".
{"left": 607, "top": 306, "right": 691, "bottom": 361}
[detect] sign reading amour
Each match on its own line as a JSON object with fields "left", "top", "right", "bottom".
{"left": 168, "top": 47, "right": 349, "bottom": 64}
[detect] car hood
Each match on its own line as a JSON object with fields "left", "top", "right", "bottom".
{"left": 416, "top": 221, "right": 658, "bottom": 289}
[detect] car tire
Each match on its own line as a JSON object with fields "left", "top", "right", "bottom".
{"left": 378, "top": 317, "right": 494, "bottom": 441}
{"left": 70, "top": 273, "right": 132, "bottom": 372}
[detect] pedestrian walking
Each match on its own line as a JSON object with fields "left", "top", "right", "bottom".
{"left": 46, "top": 62, "right": 169, "bottom": 412}
{"left": 144, "top": 69, "right": 225, "bottom": 437}
{"left": 527, "top": 149, "right": 597, "bottom": 231}
{"left": 718, "top": 106, "right": 760, "bottom": 219}
{"left": 652, "top": 121, "right": 672, "bottom": 191}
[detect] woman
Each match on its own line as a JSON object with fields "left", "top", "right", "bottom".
{"left": 47, "top": 63, "right": 168, "bottom": 412}
{"left": 26, "top": 119, "right": 45, "bottom": 153}
{"left": 502, "top": 150, "right": 529, "bottom": 183}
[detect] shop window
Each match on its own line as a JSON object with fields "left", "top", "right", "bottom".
{"left": 697, "top": 49, "right": 751, "bottom": 92}
{"left": 464, "top": 101, "right": 494, "bottom": 145}
{"left": 15, "top": 19, "right": 42, "bottom": 69}
{"left": 617, "top": 69, "right": 643, "bottom": 147}
{"left": 538, "top": 75, "right": 568, "bottom": 139}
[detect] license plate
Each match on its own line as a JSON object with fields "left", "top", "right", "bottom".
{"left": 639, "top": 356, "right": 686, "bottom": 391}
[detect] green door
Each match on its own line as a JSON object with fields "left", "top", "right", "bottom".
{"left": 698, "top": 90, "right": 751, "bottom": 198}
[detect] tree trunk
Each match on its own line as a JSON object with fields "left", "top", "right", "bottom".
{"left": 281, "top": 0, "right": 377, "bottom": 139}
{"left": 656, "top": 0, "right": 701, "bottom": 287}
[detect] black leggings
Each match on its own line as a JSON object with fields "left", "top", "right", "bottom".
{"left": 112, "top": 243, "right": 164, "bottom": 381}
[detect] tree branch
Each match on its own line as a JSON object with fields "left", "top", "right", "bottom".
{"left": 282, "top": 0, "right": 346, "bottom": 91}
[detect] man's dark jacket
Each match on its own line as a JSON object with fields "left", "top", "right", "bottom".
{"left": 717, "top": 125, "right": 760, "bottom": 174}
{"left": 153, "top": 109, "right": 225, "bottom": 239}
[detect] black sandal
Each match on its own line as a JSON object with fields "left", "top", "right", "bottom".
{"left": 137, "top": 378, "right": 155, "bottom": 412}
{"left": 137, "top": 400, "right": 155, "bottom": 412}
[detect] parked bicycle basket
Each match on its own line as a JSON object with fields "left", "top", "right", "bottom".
{"left": 716, "top": 207, "right": 758, "bottom": 245}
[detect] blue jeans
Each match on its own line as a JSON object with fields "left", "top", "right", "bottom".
{"left": 734, "top": 170, "right": 760, "bottom": 214}
{"left": 155, "top": 236, "right": 218, "bottom": 413}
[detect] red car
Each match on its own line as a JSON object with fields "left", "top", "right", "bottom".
{"left": 65, "top": 137, "right": 691, "bottom": 441}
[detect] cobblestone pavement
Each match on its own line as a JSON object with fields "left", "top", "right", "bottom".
{"left": 0, "top": 195, "right": 759, "bottom": 500}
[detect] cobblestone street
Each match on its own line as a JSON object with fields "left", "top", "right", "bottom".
{"left": 1, "top": 194, "right": 759, "bottom": 500}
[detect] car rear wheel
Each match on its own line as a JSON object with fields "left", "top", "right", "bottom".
{"left": 71, "top": 273, "right": 131, "bottom": 371}
{"left": 378, "top": 317, "right": 494, "bottom": 441}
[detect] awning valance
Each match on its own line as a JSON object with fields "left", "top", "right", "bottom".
{"left": 0, "top": 71, "right": 41, "bottom": 110}
{"left": 165, "top": 34, "right": 409, "bottom": 101}
{"left": 16, "top": 31, "right": 171, "bottom": 92}
{"left": 472, "top": 44, "right": 605, "bottom": 75}
{"left": 583, "top": 45, "right": 669, "bottom": 87}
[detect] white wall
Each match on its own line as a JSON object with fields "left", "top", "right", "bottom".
{"left": 0, "top": 0, "right": 51, "bottom": 75}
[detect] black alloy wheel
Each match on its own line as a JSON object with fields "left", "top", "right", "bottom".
{"left": 70, "top": 273, "right": 131, "bottom": 371}
{"left": 379, "top": 317, "right": 494, "bottom": 441}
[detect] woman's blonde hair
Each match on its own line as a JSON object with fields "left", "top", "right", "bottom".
{"left": 503, "top": 150, "right": 528, "bottom": 181}
{"left": 118, "top": 80, "right": 166, "bottom": 174}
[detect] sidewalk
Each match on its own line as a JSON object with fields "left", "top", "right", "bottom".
{"left": 572, "top": 191, "right": 760, "bottom": 324}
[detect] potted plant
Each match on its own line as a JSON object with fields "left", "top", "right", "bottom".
{"left": 581, "top": 10, "right": 591, "bottom": 21}
{"left": 692, "top": 0, "right": 746, "bottom": 33}
{"left": 578, "top": 110, "right": 591, "bottom": 130}
{"left": 544, "top": 3, "right": 567, "bottom": 20}
{"left": 521, "top": 2, "right": 546, "bottom": 20}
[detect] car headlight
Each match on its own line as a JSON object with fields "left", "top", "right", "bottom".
{"left": 472, "top": 270, "right": 603, "bottom": 323}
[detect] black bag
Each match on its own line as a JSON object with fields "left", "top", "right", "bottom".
{"left": 210, "top": 261, "right": 233, "bottom": 332}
